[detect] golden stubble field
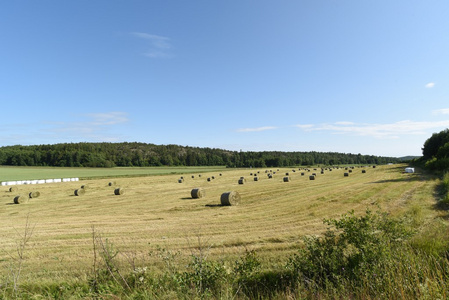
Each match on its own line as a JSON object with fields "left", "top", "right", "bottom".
{"left": 0, "top": 164, "right": 437, "bottom": 283}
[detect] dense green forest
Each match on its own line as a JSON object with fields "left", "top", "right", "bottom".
{"left": 416, "top": 128, "right": 449, "bottom": 171}
{"left": 0, "top": 142, "right": 399, "bottom": 168}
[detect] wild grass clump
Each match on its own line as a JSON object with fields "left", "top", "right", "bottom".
{"left": 440, "top": 171, "right": 449, "bottom": 204}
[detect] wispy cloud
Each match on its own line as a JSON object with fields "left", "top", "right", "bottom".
{"left": 425, "top": 82, "right": 435, "bottom": 88}
{"left": 433, "top": 108, "right": 449, "bottom": 115}
{"left": 130, "top": 32, "right": 172, "bottom": 58}
{"left": 295, "top": 120, "right": 449, "bottom": 139}
{"left": 84, "top": 112, "right": 129, "bottom": 126}
{"left": 295, "top": 124, "right": 314, "bottom": 129}
{"left": 236, "top": 126, "right": 277, "bottom": 132}
{"left": 45, "top": 111, "right": 130, "bottom": 143}
{"left": 0, "top": 112, "right": 130, "bottom": 146}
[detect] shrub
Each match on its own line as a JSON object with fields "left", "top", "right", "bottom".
{"left": 180, "top": 255, "right": 227, "bottom": 297}
{"left": 287, "top": 209, "right": 414, "bottom": 287}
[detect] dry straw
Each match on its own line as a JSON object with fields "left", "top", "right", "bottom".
{"left": 220, "top": 191, "right": 241, "bottom": 206}
{"left": 114, "top": 188, "right": 125, "bottom": 195}
{"left": 191, "top": 188, "right": 205, "bottom": 199}
{"left": 74, "top": 189, "right": 85, "bottom": 196}
{"left": 14, "top": 195, "right": 28, "bottom": 204}
{"left": 29, "top": 191, "right": 41, "bottom": 198}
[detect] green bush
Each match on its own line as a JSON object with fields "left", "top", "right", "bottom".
{"left": 180, "top": 255, "right": 227, "bottom": 297}
{"left": 287, "top": 209, "right": 414, "bottom": 287}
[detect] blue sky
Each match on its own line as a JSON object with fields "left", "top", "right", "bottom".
{"left": 1, "top": 1, "right": 448, "bottom": 157}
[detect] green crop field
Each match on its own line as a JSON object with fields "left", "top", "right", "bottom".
{"left": 0, "top": 164, "right": 444, "bottom": 291}
{"left": 0, "top": 166, "right": 227, "bottom": 181}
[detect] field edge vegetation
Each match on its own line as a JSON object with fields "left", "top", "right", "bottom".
{"left": 2, "top": 207, "right": 448, "bottom": 299}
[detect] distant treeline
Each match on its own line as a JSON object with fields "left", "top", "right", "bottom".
{"left": 0, "top": 142, "right": 399, "bottom": 168}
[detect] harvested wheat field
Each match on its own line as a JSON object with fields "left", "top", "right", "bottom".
{"left": 0, "top": 164, "right": 438, "bottom": 284}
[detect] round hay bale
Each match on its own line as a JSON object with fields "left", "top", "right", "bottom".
{"left": 301, "top": 172, "right": 305, "bottom": 176}
{"left": 267, "top": 174, "right": 273, "bottom": 179}
{"left": 191, "top": 188, "right": 205, "bottom": 199}
{"left": 212, "top": 176, "right": 215, "bottom": 179}
{"left": 180, "top": 176, "right": 184, "bottom": 179}
{"left": 362, "top": 169, "right": 366, "bottom": 173}
{"left": 80, "top": 185, "right": 88, "bottom": 190}
{"left": 108, "top": 181, "right": 116, "bottom": 186}
{"left": 14, "top": 195, "right": 28, "bottom": 204}
{"left": 285, "top": 172, "right": 289, "bottom": 176}
{"left": 220, "top": 191, "right": 240, "bottom": 206}
{"left": 309, "top": 175, "right": 316, "bottom": 180}
{"left": 207, "top": 177, "right": 212, "bottom": 182}
{"left": 283, "top": 176, "right": 290, "bottom": 182}
{"left": 191, "top": 175, "right": 195, "bottom": 178}
{"left": 219, "top": 173, "right": 222, "bottom": 176}
{"left": 114, "top": 188, "right": 125, "bottom": 195}
{"left": 178, "top": 179, "right": 184, "bottom": 183}
{"left": 349, "top": 169, "right": 352, "bottom": 173}
{"left": 74, "top": 188, "right": 85, "bottom": 196}
{"left": 373, "top": 165, "right": 376, "bottom": 168}
{"left": 344, "top": 172, "right": 349, "bottom": 177}
{"left": 238, "top": 178, "right": 245, "bottom": 184}
{"left": 29, "top": 191, "right": 41, "bottom": 198}
{"left": 9, "top": 186, "right": 18, "bottom": 192}
{"left": 254, "top": 177, "right": 259, "bottom": 181}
